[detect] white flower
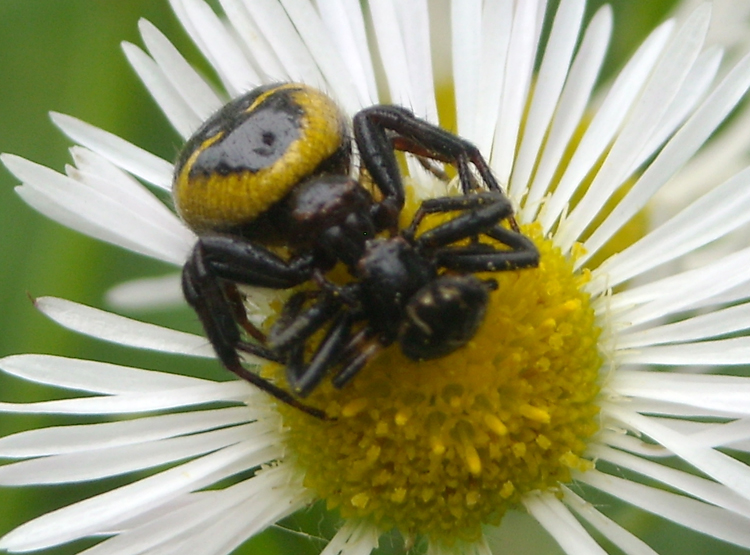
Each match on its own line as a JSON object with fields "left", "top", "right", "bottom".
{"left": 3, "top": 1, "right": 750, "bottom": 555}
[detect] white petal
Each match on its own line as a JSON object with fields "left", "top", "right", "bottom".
{"left": 590, "top": 444, "right": 750, "bottom": 519}
{"left": 523, "top": 491, "right": 607, "bottom": 555}
{"left": 580, "top": 48, "right": 750, "bottom": 267}
{"left": 139, "top": 18, "right": 224, "bottom": 121}
{"left": 0, "top": 354, "right": 208, "bottom": 394}
{"left": 579, "top": 469, "right": 750, "bottom": 548}
{"left": 521, "top": 5, "right": 612, "bottom": 222}
{"left": 452, "top": 0, "right": 482, "bottom": 141}
{"left": 369, "top": 1, "right": 413, "bottom": 109}
{"left": 0, "top": 406, "right": 251, "bottom": 457}
{"left": 50, "top": 113, "right": 174, "bottom": 191}
{"left": 509, "top": 0, "right": 586, "bottom": 202}
{"left": 3, "top": 155, "right": 192, "bottom": 265}
{"left": 555, "top": 4, "right": 711, "bottom": 253}
{"left": 561, "top": 486, "right": 659, "bottom": 555}
{"left": 122, "top": 41, "right": 201, "bottom": 138}
{"left": 0, "top": 442, "right": 279, "bottom": 552}
{"left": 606, "top": 245, "right": 750, "bottom": 326}
{"left": 0, "top": 383, "right": 254, "bottom": 415}
{"left": 34, "top": 296, "right": 216, "bottom": 358}
{"left": 170, "top": 0, "right": 259, "bottom": 96}
{"left": 277, "top": 0, "right": 361, "bottom": 115}
{"left": 235, "top": 0, "right": 321, "bottom": 88}
{"left": 620, "top": 336, "right": 750, "bottom": 366}
{"left": 0, "top": 424, "right": 266, "bottom": 485}
{"left": 539, "top": 18, "right": 673, "bottom": 234}
{"left": 319, "top": 519, "right": 380, "bottom": 555}
{"left": 317, "top": 0, "right": 377, "bottom": 107}
{"left": 595, "top": 166, "right": 750, "bottom": 291}
{"left": 105, "top": 273, "right": 184, "bottom": 311}
{"left": 471, "top": 0, "right": 513, "bottom": 156}
{"left": 491, "top": 0, "right": 541, "bottom": 185}
{"left": 610, "top": 370, "right": 750, "bottom": 415}
{"left": 605, "top": 404, "right": 750, "bottom": 503}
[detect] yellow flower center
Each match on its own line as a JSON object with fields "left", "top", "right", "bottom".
{"left": 272, "top": 221, "right": 602, "bottom": 544}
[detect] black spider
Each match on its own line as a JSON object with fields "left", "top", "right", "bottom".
{"left": 175, "top": 83, "right": 539, "bottom": 418}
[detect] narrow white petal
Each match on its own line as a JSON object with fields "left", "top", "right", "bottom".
{"left": 0, "top": 442, "right": 279, "bottom": 552}
{"left": 277, "top": 0, "right": 360, "bottom": 115}
{"left": 0, "top": 424, "right": 264, "bottom": 485}
{"left": 539, "top": 19, "right": 674, "bottom": 234}
{"left": 369, "top": 1, "right": 413, "bottom": 109}
{"left": 395, "top": 0, "right": 437, "bottom": 123}
{"left": 631, "top": 46, "right": 722, "bottom": 172}
{"left": 472, "top": 0, "right": 513, "bottom": 156}
{"left": 580, "top": 48, "right": 750, "bottom": 267}
{"left": 596, "top": 166, "right": 750, "bottom": 291}
{"left": 0, "top": 354, "right": 209, "bottom": 394}
{"left": 521, "top": 5, "right": 612, "bottom": 222}
{"left": 618, "top": 301, "right": 750, "bottom": 349}
{"left": 607, "top": 245, "right": 750, "bottom": 326}
{"left": 606, "top": 405, "right": 750, "bottom": 503}
{"left": 50, "top": 113, "right": 174, "bottom": 191}
{"left": 610, "top": 370, "right": 750, "bottom": 415}
{"left": 623, "top": 398, "right": 742, "bottom": 419}
{"left": 139, "top": 19, "right": 224, "bottom": 121}
{"left": 4, "top": 155, "right": 192, "bottom": 265}
{"left": 509, "top": 0, "right": 585, "bottom": 202}
{"left": 34, "top": 296, "right": 215, "bottom": 358}
{"left": 0, "top": 407, "right": 251, "bottom": 457}
{"left": 492, "top": 0, "right": 540, "bottom": 185}
{"left": 0, "top": 382, "right": 253, "bottom": 415}
{"left": 105, "top": 273, "right": 184, "bottom": 311}
{"left": 149, "top": 466, "right": 309, "bottom": 555}
{"left": 78, "top": 466, "right": 302, "bottom": 555}
{"left": 579, "top": 469, "right": 750, "bottom": 548}
{"left": 237, "top": 0, "right": 323, "bottom": 89}
{"left": 180, "top": 0, "right": 262, "bottom": 95}
{"left": 523, "top": 491, "right": 607, "bottom": 555}
{"left": 561, "top": 486, "right": 659, "bottom": 555}
{"left": 556, "top": 4, "right": 711, "bottom": 253}
{"left": 317, "top": 0, "right": 377, "bottom": 106}
{"left": 591, "top": 444, "right": 750, "bottom": 519}
{"left": 68, "top": 147, "right": 182, "bottom": 230}
{"left": 620, "top": 336, "right": 750, "bottom": 366}
{"left": 122, "top": 42, "right": 201, "bottom": 138}
{"left": 15, "top": 184, "right": 176, "bottom": 263}
{"left": 319, "top": 519, "right": 380, "bottom": 555}
{"left": 452, "top": 0, "right": 482, "bottom": 140}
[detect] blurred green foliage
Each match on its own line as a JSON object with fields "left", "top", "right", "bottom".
{"left": 1, "top": 1, "right": 747, "bottom": 555}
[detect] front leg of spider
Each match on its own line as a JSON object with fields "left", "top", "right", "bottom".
{"left": 353, "top": 104, "right": 520, "bottom": 226}
{"left": 182, "top": 236, "right": 329, "bottom": 419}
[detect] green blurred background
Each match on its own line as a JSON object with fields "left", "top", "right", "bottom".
{"left": 1, "top": 1, "right": 748, "bottom": 554}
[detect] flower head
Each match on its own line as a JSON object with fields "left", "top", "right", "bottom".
{"left": 4, "top": 1, "right": 750, "bottom": 555}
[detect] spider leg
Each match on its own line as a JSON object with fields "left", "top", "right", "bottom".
{"left": 268, "top": 290, "right": 343, "bottom": 353}
{"left": 182, "top": 237, "right": 329, "bottom": 419}
{"left": 354, "top": 105, "right": 502, "bottom": 205}
{"left": 331, "top": 328, "right": 384, "bottom": 389}
{"left": 408, "top": 191, "right": 514, "bottom": 245}
{"left": 285, "top": 310, "right": 358, "bottom": 397}
{"left": 435, "top": 234, "right": 540, "bottom": 272}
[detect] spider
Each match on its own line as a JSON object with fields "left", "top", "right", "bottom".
{"left": 174, "top": 83, "right": 540, "bottom": 418}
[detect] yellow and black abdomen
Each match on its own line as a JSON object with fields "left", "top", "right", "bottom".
{"left": 173, "top": 83, "right": 350, "bottom": 234}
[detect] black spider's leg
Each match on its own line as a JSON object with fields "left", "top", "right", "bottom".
{"left": 182, "top": 244, "right": 327, "bottom": 419}
{"left": 330, "top": 327, "right": 384, "bottom": 389}
{"left": 224, "top": 283, "right": 266, "bottom": 343}
{"left": 285, "top": 310, "right": 358, "bottom": 397}
{"left": 268, "top": 290, "right": 343, "bottom": 353}
{"left": 354, "top": 106, "right": 515, "bottom": 226}
{"left": 404, "top": 191, "right": 512, "bottom": 241}
{"left": 434, "top": 234, "right": 540, "bottom": 272}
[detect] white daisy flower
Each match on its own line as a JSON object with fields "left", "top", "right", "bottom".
{"left": 3, "top": 1, "right": 750, "bottom": 555}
